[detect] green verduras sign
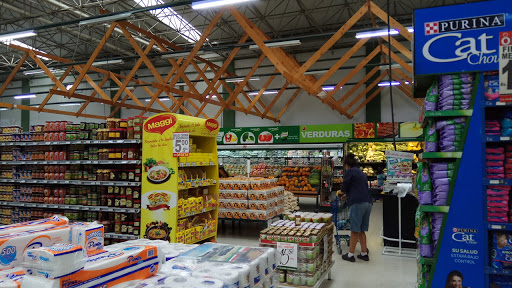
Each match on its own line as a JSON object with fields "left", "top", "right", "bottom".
{"left": 217, "top": 126, "right": 300, "bottom": 145}
{"left": 299, "top": 124, "right": 353, "bottom": 143}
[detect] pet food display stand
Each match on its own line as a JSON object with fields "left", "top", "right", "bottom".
{"left": 414, "top": 1, "right": 512, "bottom": 287}
{"left": 141, "top": 113, "right": 220, "bottom": 244}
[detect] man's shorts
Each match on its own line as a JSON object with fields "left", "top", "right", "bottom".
{"left": 350, "top": 202, "right": 372, "bottom": 232}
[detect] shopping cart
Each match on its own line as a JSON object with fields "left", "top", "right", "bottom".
{"left": 330, "top": 196, "right": 350, "bottom": 255}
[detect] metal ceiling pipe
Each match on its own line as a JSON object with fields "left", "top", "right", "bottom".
{"left": 1, "top": 2, "right": 133, "bottom": 56}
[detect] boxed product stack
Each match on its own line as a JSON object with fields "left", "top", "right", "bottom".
{"left": 259, "top": 214, "right": 334, "bottom": 287}
{"left": 283, "top": 190, "right": 300, "bottom": 213}
{"left": 219, "top": 177, "right": 285, "bottom": 221}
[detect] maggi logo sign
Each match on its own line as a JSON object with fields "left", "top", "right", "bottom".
{"left": 144, "top": 114, "right": 177, "bottom": 135}
{"left": 205, "top": 119, "right": 219, "bottom": 132}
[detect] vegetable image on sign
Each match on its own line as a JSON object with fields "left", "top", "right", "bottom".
{"left": 258, "top": 131, "right": 273, "bottom": 143}
{"left": 241, "top": 132, "right": 255, "bottom": 144}
{"left": 223, "top": 132, "right": 238, "bottom": 144}
{"left": 143, "top": 114, "right": 177, "bottom": 135}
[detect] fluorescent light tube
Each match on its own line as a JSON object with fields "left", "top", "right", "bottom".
{"left": 378, "top": 81, "right": 410, "bottom": 86}
{"left": 162, "top": 51, "right": 204, "bottom": 59}
{"left": 0, "top": 30, "right": 36, "bottom": 42}
{"left": 110, "top": 86, "right": 135, "bottom": 91}
{"left": 379, "top": 63, "right": 405, "bottom": 70}
{"left": 304, "top": 69, "right": 329, "bottom": 75}
{"left": 66, "top": 84, "right": 73, "bottom": 90}
{"left": 322, "top": 86, "right": 337, "bottom": 91}
{"left": 206, "top": 95, "right": 218, "bottom": 99}
{"left": 249, "top": 40, "right": 301, "bottom": 50}
{"left": 92, "top": 59, "right": 123, "bottom": 66}
{"left": 60, "top": 103, "right": 82, "bottom": 106}
{"left": 192, "top": 0, "right": 255, "bottom": 9}
{"left": 14, "top": 94, "right": 36, "bottom": 99}
{"left": 23, "top": 69, "right": 64, "bottom": 76}
{"left": 200, "top": 53, "right": 221, "bottom": 59}
{"left": 79, "top": 12, "right": 133, "bottom": 25}
{"left": 248, "top": 90, "right": 278, "bottom": 96}
{"left": 175, "top": 83, "right": 188, "bottom": 86}
{"left": 145, "top": 98, "right": 170, "bottom": 102}
{"left": 355, "top": 27, "right": 414, "bottom": 39}
{"left": 0, "top": 108, "right": 8, "bottom": 111}
{"left": 225, "top": 77, "right": 260, "bottom": 83}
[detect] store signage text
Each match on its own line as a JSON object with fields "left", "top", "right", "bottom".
{"left": 300, "top": 130, "right": 350, "bottom": 139}
{"left": 144, "top": 114, "right": 177, "bottom": 135}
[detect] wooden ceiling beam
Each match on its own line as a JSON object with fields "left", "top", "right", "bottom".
{"left": 276, "top": 89, "right": 301, "bottom": 122}
{"left": 0, "top": 52, "right": 28, "bottom": 97}
{"left": 294, "top": 2, "right": 369, "bottom": 78}
{"left": 262, "top": 82, "right": 289, "bottom": 118}
{"left": 246, "top": 69, "right": 279, "bottom": 113}
{"left": 349, "top": 86, "right": 385, "bottom": 117}
{"left": 76, "top": 75, "right": 110, "bottom": 117}
{"left": 322, "top": 45, "right": 381, "bottom": 103}
{"left": 0, "top": 102, "right": 106, "bottom": 120}
{"left": 39, "top": 66, "right": 73, "bottom": 111}
{"left": 380, "top": 45, "right": 413, "bottom": 74}
{"left": 343, "top": 70, "right": 388, "bottom": 111}
{"left": 369, "top": 0, "right": 413, "bottom": 41}
{"left": 336, "top": 66, "right": 380, "bottom": 105}
{"left": 27, "top": 50, "right": 66, "bottom": 91}
{"left": 224, "top": 54, "right": 266, "bottom": 107}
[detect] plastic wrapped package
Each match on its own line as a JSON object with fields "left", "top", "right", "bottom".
{"left": 419, "top": 214, "right": 434, "bottom": 258}
{"left": 491, "top": 231, "right": 512, "bottom": 269}
{"left": 0, "top": 216, "right": 68, "bottom": 236}
{"left": 425, "top": 121, "right": 438, "bottom": 152}
{"left": 424, "top": 80, "right": 439, "bottom": 111}
{"left": 438, "top": 73, "right": 474, "bottom": 87}
{"left": 23, "top": 244, "right": 86, "bottom": 279}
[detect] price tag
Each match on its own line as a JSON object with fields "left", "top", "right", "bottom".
{"left": 491, "top": 225, "right": 504, "bottom": 230}
{"left": 277, "top": 242, "right": 298, "bottom": 269}
{"left": 490, "top": 180, "right": 502, "bottom": 185}
{"left": 173, "top": 133, "right": 190, "bottom": 157}
{"left": 501, "top": 137, "right": 511, "bottom": 141}
{"left": 185, "top": 163, "right": 191, "bottom": 167}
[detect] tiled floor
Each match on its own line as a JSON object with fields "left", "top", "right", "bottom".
{"left": 217, "top": 199, "right": 418, "bottom": 288}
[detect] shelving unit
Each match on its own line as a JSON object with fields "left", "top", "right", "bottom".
{"left": 141, "top": 113, "right": 220, "bottom": 244}
{"left": 0, "top": 137, "right": 143, "bottom": 240}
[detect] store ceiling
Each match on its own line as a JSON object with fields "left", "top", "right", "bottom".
{"left": 0, "top": 0, "right": 483, "bottom": 78}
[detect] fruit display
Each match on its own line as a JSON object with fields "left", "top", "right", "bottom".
{"left": 347, "top": 142, "right": 422, "bottom": 162}
{"left": 277, "top": 166, "right": 321, "bottom": 192}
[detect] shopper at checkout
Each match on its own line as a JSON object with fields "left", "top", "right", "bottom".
{"left": 339, "top": 153, "right": 373, "bottom": 262}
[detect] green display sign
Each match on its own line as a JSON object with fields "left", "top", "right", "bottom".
{"left": 299, "top": 124, "right": 353, "bottom": 143}
{"left": 217, "top": 126, "right": 300, "bottom": 145}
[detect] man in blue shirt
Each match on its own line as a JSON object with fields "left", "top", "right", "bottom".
{"left": 341, "top": 153, "right": 373, "bottom": 262}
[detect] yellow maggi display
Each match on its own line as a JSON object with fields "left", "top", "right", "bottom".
{"left": 141, "top": 113, "right": 220, "bottom": 243}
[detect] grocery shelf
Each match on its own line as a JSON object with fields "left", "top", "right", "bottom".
{"left": 484, "top": 266, "right": 512, "bottom": 276}
{"left": 0, "top": 160, "right": 141, "bottom": 165}
{"left": 0, "top": 139, "right": 141, "bottom": 146}
{"left": 190, "top": 233, "right": 216, "bottom": 244}
{"left": 485, "top": 135, "right": 512, "bottom": 142}
{"left": 487, "top": 222, "right": 512, "bottom": 231}
{"left": 420, "top": 152, "right": 462, "bottom": 159}
{"left": 179, "top": 162, "right": 216, "bottom": 168}
{"left": 0, "top": 201, "right": 140, "bottom": 213}
{"left": 418, "top": 256, "right": 435, "bottom": 266}
{"left": 419, "top": 205, "right": 450, "bottom": 213}
{"left": 178, "top": 207, "right": 216, "bottom": 219}
{"left": 485, "top": 179, "right": 512, "bottom": 186}
{"left": 0, "top": 179, "right": 140, "bottom": 186}
{"left": 485, "top": 101, "right": 512, "bottom": 107}
{"left": 424, "top": 110, "right": 473, "bottom": 117}
{"left": 104, "top": 233, "right": 139, "bottom": 240}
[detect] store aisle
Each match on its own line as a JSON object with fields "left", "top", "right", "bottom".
{"left": 217, "top": 201, "right": 417, "bottom": 288}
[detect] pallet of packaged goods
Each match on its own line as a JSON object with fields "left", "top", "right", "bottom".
{"left": 260, "top": 213, "right": 335, "bottom": 287}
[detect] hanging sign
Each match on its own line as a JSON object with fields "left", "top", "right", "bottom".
{"left": 385, "top": 150, "right": 414, "bottom": 183}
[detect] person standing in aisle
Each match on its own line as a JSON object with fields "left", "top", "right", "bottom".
{"left": 376, "top": 167, "right": 386, "bottom": 188}
{"left": 340, "top": 153, "right": 373, "bottom": 262}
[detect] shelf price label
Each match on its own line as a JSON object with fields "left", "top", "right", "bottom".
{"left": 277, "top": 242, "right": 298, "bottom": 269}
{"left": 173, "top": 133, "right": 190, "bottom": 157}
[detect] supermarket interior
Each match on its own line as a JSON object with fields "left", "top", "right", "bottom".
{"left": 0, "top": 0, "right": 509, "bottom": 287}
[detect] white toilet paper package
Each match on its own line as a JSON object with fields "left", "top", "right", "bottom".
{"left": 0, "top": 226, "right": 71, "bottom": 270}
{"left": 69, "top": 222, "right": 104, "bottom": 256}
{"left": 23, "top": 243, "right": 86, "bottom": 279}
{"left": 0, "top": 216, "right": 68, "bottom": 236}
{"left": 105, "top": 240, "right": 197, "bottom": 261}
{"left": 20, "top": 245, "right": 163, "bottom": 288}
{"left": 0, "top": 269, "right": 25, "bottom": 288}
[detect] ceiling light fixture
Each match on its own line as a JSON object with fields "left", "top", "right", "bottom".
{"left": 92, "top": 59, "right": 124, "bottom": 66}
{"left": 378, "top": 81, "right": 410, "bottom": 87}
{"left": 355, "top": 27, "right": 414, "bottom": 39}
{"left": 206, "top": 95, "right": 218, "bottom": 99}
{"left": 248, "top": 90, "right": 279, "bottom": 96}
{"left": 110, "top": 86, "right": 135, "bottom": 91}
{"left": 0, "top": 108, "right": 7, "bottom": 111}
{"left": 249, "top": 40, "right": 301, "bottom": 50}
{"left": 145, "top": 98, "right": 170, "bottom": 102}
{"left": 79, "top": 12, "right": 133, "bottom": 25}
{"left": 14, "top": 94, "right": 37, "bottom": 99}
{"left": 322, "top": 86, "right": 338, "bottom": 91}
{"left": 66, "top": 84, "right": 73, "bottom": 90}
{"left": 379, "top": 63, "right": 407, "bottom": 70}
{"left": 0, "top": 30, "right": 36, "bottom": 42}
{"left": 23, "top": 69, "right": 64, "bottom": 76}
{"left": 60, "top": 103, "right": 82, "bottom": 107}
{"left": 225, "top": 77, "right": 260, "bottom": 83}
{"left": 162, "top": 51, "right": 204, "bottom": 59}
{"left": 192, "top": 0, "right": 255, "bottom": 9}
{"left": 304, "top": 69, "right": 329, "bottom": 75}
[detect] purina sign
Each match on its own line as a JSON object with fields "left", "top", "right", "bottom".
{"left": 415, "top": 0, "right": 512, "bottom": 75}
